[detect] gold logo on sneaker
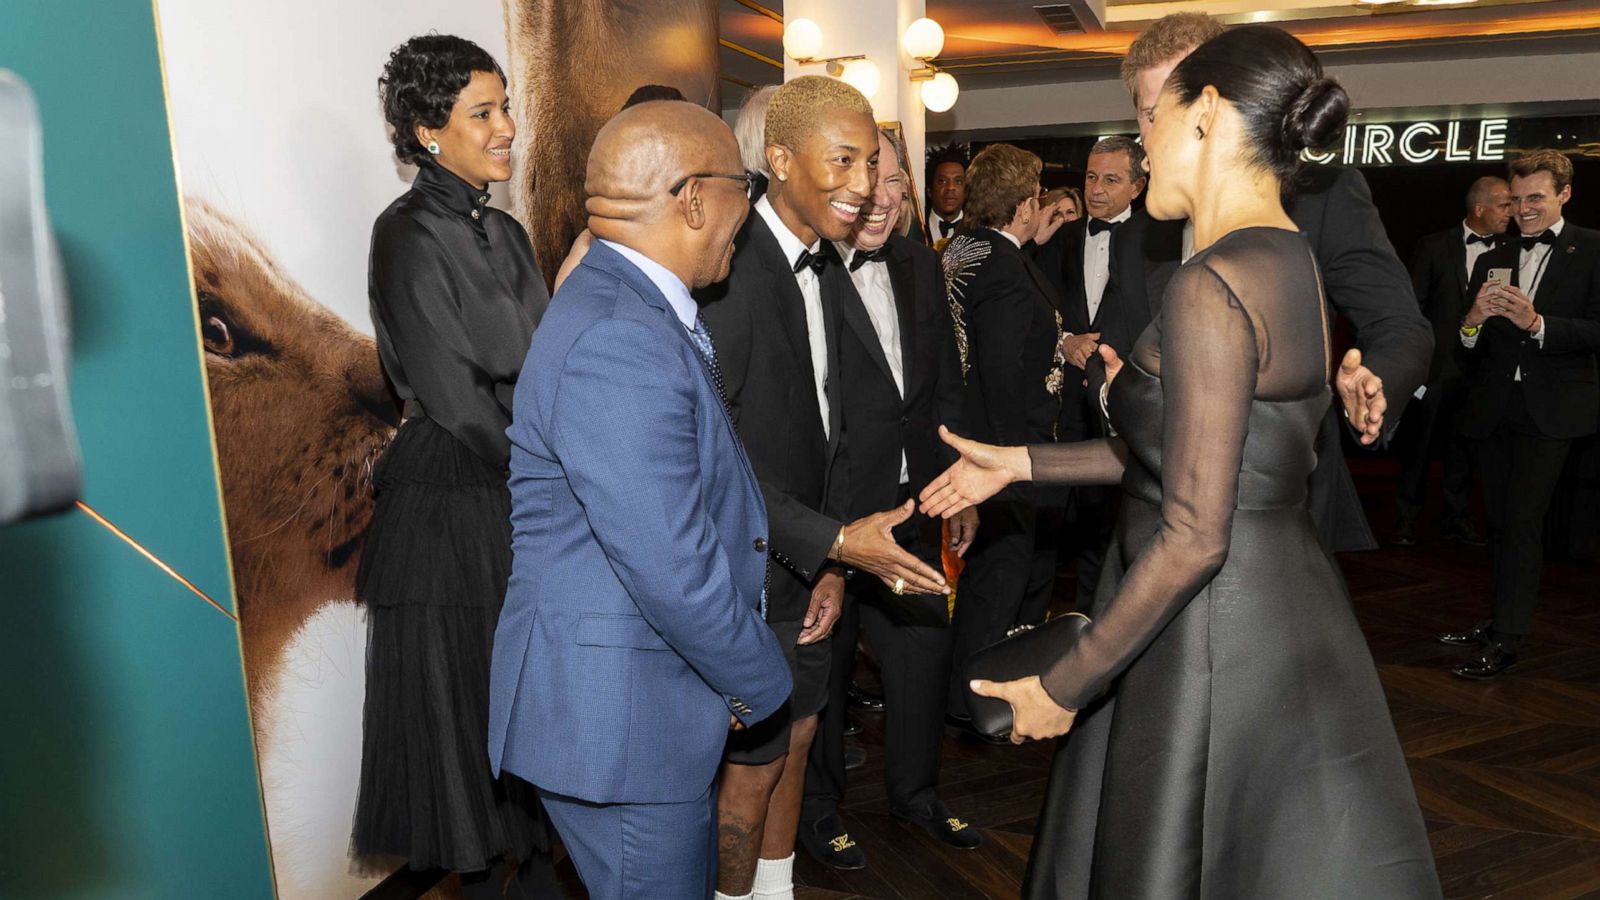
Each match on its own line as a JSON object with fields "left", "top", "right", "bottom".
{"left": 946, "top": 818, "right": 969, "bottom": 832}
{"left": 829, "top": 834, "right": 857, "bottom": 852}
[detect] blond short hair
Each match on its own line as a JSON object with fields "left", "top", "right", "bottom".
{"left": 1509, "top": 149, "right": 1574, "bottom": 193}
{"left": 765, "top": 75, "right": 873, "bottom": 151}
{"left": 1121, "top": 13, "right": 1226, "bottom": 99}
{"left": 963, "top": 144, "right": 1042, "bottom": 230}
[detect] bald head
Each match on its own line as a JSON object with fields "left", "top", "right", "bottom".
{"left": 586, "top": 100, "right": 741, "bottom": 226}
{"left": 1465, "top": 175, "right": 1513, "bottom": 235}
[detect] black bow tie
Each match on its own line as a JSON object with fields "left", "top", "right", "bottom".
{"left": 848, "top": 246, "right": 889, "bottom": 272}
{"left": 793, "top": 248, "right": 827, "bottom": 275}
{"left": 1088, "top": 218, "right": 1120, "bottom": 237}
{"left": 1465, "top": 232, "right": 1494, "bottom": 246}
{"left": 938, "top": 218, "right": 957, "bottom": 237}
{"left": 1520, "top": 231, "right": 1556, "bottom": 250}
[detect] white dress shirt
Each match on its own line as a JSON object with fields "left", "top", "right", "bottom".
{"left": 1460, "top": 219, "right": 1559, "bottom": 381}
{"left": 838, "top": 242, "right": 909, "bottom": 484}
{"left": 756, "top": 196, "right": 830, "bottom": 439}
{"left": 1463, "top": 220, "right": 1496, "bottom": 283}
{"left": 930, "top": 210, "right": 963, "bottom": 241}
{"left": 1083, "top": 206, "right": 1132, "bottom": 323}
{"left": 996, "top": 229, "right": 1023, "bottom": 249}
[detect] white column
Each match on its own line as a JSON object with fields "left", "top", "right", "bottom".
{"left": 783, "top": 0, "right": 928, "bottom": 210}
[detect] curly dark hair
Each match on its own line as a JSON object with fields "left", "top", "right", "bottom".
{"left": 379, "top": 34, "right": 507, "bottom": 166}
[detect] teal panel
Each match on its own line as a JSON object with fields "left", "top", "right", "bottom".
{"left": 0, "top": 2, "right": 274, "bottom": 898}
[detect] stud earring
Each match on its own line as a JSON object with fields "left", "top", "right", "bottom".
{"left": 1194, "top": 126, "right": 1204, "bottom": 140}
{"left": 427, "top": 140, "right": 441, "bottom": 155}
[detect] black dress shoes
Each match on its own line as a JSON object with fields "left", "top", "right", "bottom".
{"left": 894, "top": 799, "right": 982, "bottom": 850}
{"left": 798, "top": 813, "right": 867, "bottom": 870}
{"left": 847, "top": 681, "right": 885, "bottom": 712}
{"left": 1441, "top": 518, "right": 1487, "bottom": 546}
{"left": 945, "top": 712, "right": 1009, "bottom": 745}
{"left": 1437, "top": 620, "right": 1494, "bottom": 647}
{"left": 844, "top": 743, "right": 866, "bottom": 771}
{"left": 1393, "top": 520, "right": 1420, "bottom": 547}
{"left": 1451, "top": 643, "right": 1519, "bottom": 680}
{"left": 843, "top": 717, "right": 862, "bottom": 737}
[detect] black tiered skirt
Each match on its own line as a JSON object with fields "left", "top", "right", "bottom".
{"left": 351, "top": 417, "right": 549, "bottom": 872}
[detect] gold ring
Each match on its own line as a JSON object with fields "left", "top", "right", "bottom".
{"left": 892, "top": 578, "right": 906, "bottom": 595}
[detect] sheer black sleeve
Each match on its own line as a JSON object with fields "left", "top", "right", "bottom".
{"left": 370, "top": 216, "right": 512, "bottom": 468}
{"left": 1040, "top": 262, "right": 1259, "bottom": 709}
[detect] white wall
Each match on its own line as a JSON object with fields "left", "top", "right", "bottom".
{"left": 929, "top": 49, "right": 1600, "bottom": 135}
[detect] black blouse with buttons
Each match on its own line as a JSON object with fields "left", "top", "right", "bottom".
{"left": 368, "top": 162, "right": 549, "bottom": 471}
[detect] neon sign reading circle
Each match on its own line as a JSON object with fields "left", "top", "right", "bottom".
{"left": 1304, "top": 118, "right": 1509, "bottom": 166}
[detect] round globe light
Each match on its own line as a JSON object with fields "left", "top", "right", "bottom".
{"left": 903, "top": 17, "right": 945, "bottom": 60}
{"left": 840, "top": 58, "right": 881, "bottom": 100}
{"left": 783, "top": 18, "right": 824, "bottom": 60}
{"left": 921, "top": 71, "right": 959, "bottom": 112}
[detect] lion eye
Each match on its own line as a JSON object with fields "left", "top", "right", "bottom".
{"left": 202, "top": 313, "right": 236, "bottom": 356}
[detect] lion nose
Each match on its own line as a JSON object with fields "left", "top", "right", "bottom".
{"left": 348, "top": 353, "right": 400, "bottom": 428}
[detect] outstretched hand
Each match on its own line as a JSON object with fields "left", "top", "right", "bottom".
{"left": 968, "top": 675, "right": 1076, "bottom": 744}
{"left": 837, "top": 500, "right": 948, "bottom": 595}
{"left": 919, "top": 426, "right": 1031, "bottom": 519}
{"left": 1335, "top": 348, "right": 1386, "bottom": 446}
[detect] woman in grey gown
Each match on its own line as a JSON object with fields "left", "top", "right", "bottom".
{"left": 919, "top": 25, "right": 1441, "bottom": 900}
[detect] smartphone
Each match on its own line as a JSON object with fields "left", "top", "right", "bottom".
{"left": 1486, "top": 267, "right": 1513, "bottom": 289}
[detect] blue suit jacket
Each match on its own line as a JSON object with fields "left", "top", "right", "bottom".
{"left": 488, "top": 241, "right": 790, "bottom": 805}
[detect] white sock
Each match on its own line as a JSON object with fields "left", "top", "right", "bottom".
{"left": 713, "top": 892, "right": 754, "bottom": 900}
{"left": 751, "top": 854, "right": 794, "bottom": 900}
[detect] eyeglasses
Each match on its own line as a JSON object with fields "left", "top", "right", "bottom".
{"left": 669, "top": 171, "right": 758, "bottom": 201}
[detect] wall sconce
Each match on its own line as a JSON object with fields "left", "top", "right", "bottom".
{"left": 783, "top": 17, "right": 881, "bottom": 99}
{"left": 903, "top": 17, "right": 958, "bottom": 112}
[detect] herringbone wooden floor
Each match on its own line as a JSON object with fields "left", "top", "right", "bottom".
{"left": 545, "top": 466, "right": 1600, "bottom": 899}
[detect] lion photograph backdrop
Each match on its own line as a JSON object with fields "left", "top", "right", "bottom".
{"left": 156, "top": 0, "right": 717, "bottom": 896}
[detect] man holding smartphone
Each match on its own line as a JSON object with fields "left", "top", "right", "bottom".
{"left": 1441, "top": 149, "right": 1600, "bottom": 679}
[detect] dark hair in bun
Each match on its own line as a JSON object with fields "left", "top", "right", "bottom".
{"left": 379, "top": 34, "right": 506, "bottom": 166}
{"left": 1167, "top": 25, "right": 1349, "bottom": 187}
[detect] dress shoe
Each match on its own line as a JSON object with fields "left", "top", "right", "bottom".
{"left": 797, "top": 813, "right": 866, "bottom": 870}
{"left": 843, "top": 717, "right": 862, "bottom": 737}
{"left": 1393, "top": 520, "right": 1419, "bottom": 547}
{"left": 944, "top": 712, "right": 1010, "bottom": 746}
{"left": 1437, "top": 620, "right": 1494, "bottom": 647}
{"left": 894, "top": 799, "right": 982, "bottom": 850}
{"left": 1451, "top": 642, "right": 1519, "bottom": 680}
{"left": 847, "top": 681, "right": 885, "bottom": 712}
{"left": 844, "top": 743, "right": 866, "bottom": 771}
{"left": 1442, "top": 518, "right": 1487, "bottom": 546}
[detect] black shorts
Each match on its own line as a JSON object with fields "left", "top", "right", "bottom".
{"left": 723, "top": 617, "right": 832, "bottom": 765}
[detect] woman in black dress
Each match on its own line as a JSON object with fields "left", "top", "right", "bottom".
{"left": 921, "top": 27, "right": 1440, "bottom": 899}
{"left": 353, "top": 35, "right": 552, "bottom": 897}
{"left": 939, "top": 145, "right": 1066, "bottom": 732}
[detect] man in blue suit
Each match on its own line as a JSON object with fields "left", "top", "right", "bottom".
{"left": 488, "top": 100, "right": 791, "bottom": 898}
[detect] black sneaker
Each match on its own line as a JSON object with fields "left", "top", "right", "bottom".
{"left": 798, "top": 813, "right": 867, "bottom": 870}
{"left": 894, "top": 800, "right": 982, "bottom": 850}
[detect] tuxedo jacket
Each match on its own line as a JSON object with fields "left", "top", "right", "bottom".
{"left": 835, "top": 234, "right": 966, "bottom": 518}
{"left": 1033, "top": 218, "right": 1113, "bottom": 441}
{"left": 697, "top": 210, "right": 848, "bottom": 622}
{"left": 943, "top": 227, "right": 1063, "bottom": 446}
{"left": 1411, "top": 227, "right": 1506, "bottom": 383}
{"left": 1099, "top": 165, "right": 1433, "bottom": 435}
{"left": 1459, "top": 224, "right": 1600, "bottom": 441}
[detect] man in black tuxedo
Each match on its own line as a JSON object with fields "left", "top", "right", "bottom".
{"left": 798, "top": 130, "right": 982, "bottom": 870}
{"left": 1394, "top": 177, "right": 1512, "bottom": 546}
{"left": 926, "top": 150, "right": 967, "bottom": 252}
{"left": 1097, "top": 12, "right": 1432, "bottom": 553}
{"left": 1034, "top": 136, "right": 1147, "bottom": 608}
{"left": 696, "top": 76, "right": 948, "bottom": 900}
{"left": 1439, "top": 150, "right": 1600, "bottom": 680}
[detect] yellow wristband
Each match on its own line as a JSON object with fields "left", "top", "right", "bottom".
{"left": 1459, "top": 323, "right": 1481, "bottom": 338}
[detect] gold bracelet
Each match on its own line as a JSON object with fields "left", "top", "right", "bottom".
{"left": 1459, "top": 323, "right": 1481, "bottom": 338}
{"left": 829, "top": 526, "right": 846, "bottom": 561}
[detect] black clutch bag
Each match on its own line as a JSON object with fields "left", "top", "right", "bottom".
{"left": 964, "top": 612, "right": 1090, "bottom": 738}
